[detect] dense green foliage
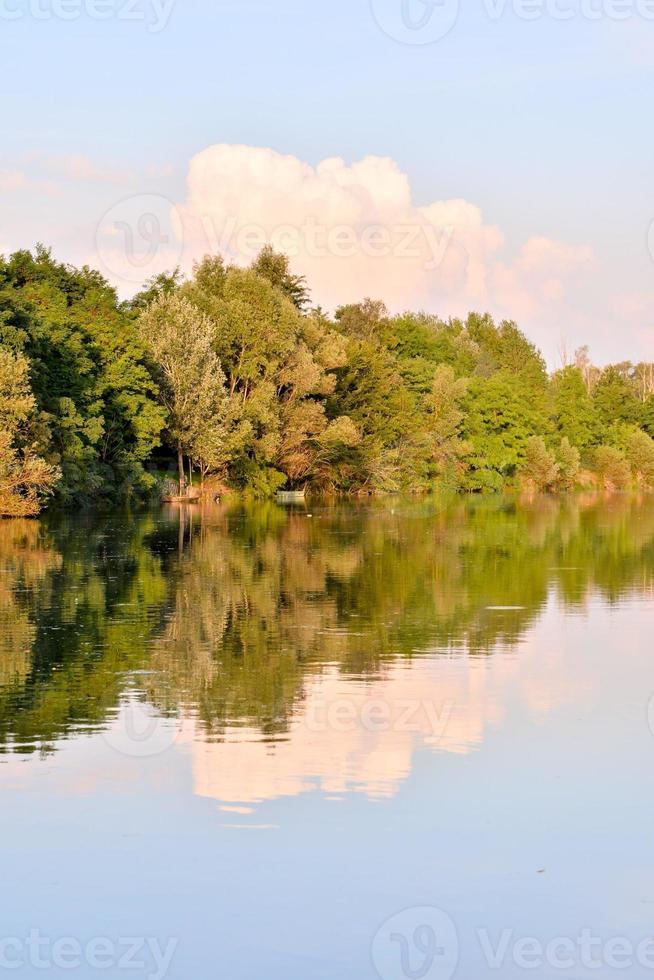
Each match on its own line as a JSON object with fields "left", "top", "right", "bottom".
{"left": 2, "top": 245, "right": 654, "bottom": 513}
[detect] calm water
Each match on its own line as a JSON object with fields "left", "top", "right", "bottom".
{"left": 2, "top": 495, "right": 654, "bottom": 979}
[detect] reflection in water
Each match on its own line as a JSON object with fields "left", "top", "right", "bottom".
{"left": 1, "top": 494, "right": 653, "bottom": 804}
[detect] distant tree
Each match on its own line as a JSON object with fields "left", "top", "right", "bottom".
{"left": 625, "top": 429, "right": 654, "bottom": 487}
{"left": 593, "top": 365, "right": 642, "bottom": 434}
{"left": 0, "top": 348, "right": 59, "bottom": 515}
{"left": 0, "top": 247, "right": 164, "bottom": 501}
{"left": 138, "top": 295, "right": 227, "bottom": 494}
{"left": 520, "top": 436, "right": 559, "bottom": 492}
{"left": 423, "top": 365, "right": 469, "bottom": 483}
{"left": 594, "top": 445, "right": 631, "bottom": 491}
{"left": 555, "top": 437, "right": 580, "bottom": 490}
{"left": 251, "top": 246, "right": 310, "bottom": 311}
{"left": 551, "top": 366, "right": 597, "bottom": 451}
{"left": 127, "top": 268, "right": 182, "bottom": 312}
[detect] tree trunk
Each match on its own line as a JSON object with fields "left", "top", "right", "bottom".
{"left": 178, "top": 445, "right": 186, "bottom": 496}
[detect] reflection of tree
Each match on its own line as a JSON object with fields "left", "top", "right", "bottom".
{"left": 0, "top": 515, "right": 167, "bottom": 753}
{"left": 2, "top": 494, "right": 654, "bottom": 754}
{"left": 0, "top": 520, "right": 61, "bottom": 690}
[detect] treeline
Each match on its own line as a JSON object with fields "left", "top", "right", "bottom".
{"left": 2, "top": 245, "right": 654, "bottom": 515}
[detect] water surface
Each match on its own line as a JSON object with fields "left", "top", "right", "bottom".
{"left": 2, "top": 495, "right": 654, "bottom": 978}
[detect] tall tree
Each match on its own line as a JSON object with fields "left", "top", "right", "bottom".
{"left": 138, "top": 294, "right": 227, "bottom": 494}
{"left": 0, "top": 348, "right": 59, "bottom": 515}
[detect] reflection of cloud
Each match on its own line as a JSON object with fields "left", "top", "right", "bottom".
{"left": 188, "top": 660, "right": 507, "bottom": 807}
{"left": 187, "top": 601, "right": 597, "bottom": 810}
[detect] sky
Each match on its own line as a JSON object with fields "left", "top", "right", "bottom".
{"left": 1, "top": 0, "right": 653, "bottom": 364}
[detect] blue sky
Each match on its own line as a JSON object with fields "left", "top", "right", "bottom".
{"left": 2, "top": 0, "right": 653, "bottom": 363}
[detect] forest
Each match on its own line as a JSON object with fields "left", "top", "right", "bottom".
{"left": 1, "top": 244, "right": 654, "bottom": 516}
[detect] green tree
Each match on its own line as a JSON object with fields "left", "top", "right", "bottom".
{"left": 593, "top": 365, "right": 642, "bottom": 436}
{"left": 138, "top": 294, "right": 227, "bottom": 494}
{"left": 626, "top": 429, "right": 654, "bottom": 487}
{"left": 0, "top": 247, "right": 164, "bottom": 502}
{"left": 520, "top": 436, "right": 559, "bottom": 491}
{"left": 251, "top": 245, "right": 310, "bottom": 311}
{"left": 551, "top": 366, "right": 597, "bottom": 451}
{"left": 555, "top": 437, "right": 580, "bottom": 490}
{"left": 594, "top": 445, "right": 631, "bottom": 491}
{"left": 0, "top": 348, "right": 59, "bottom": 515}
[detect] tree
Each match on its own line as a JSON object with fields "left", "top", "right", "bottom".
{"left": 250, "top": 246, "right": 310, "bottom": 311}
{"left": 462, "top": 373, "right": 543, "bottom": 490}
{"left": 138, "top": 295, "right": 227, "bottom": 494}
{"left": 520, "top": 437, "right": 559, "bottom": 492}
{"left": 626, "top": 429, "right": 654, "bottom": 487}
{"left": 423, "top": 365, "right": 469, "bottom": 484}
{"left": 0, "top": 348, "right": 59, "bottom": 515}
{"left": 593, "top": 365, "right": 642, "bottom": 435}
{"left": 0, "top": 247, "right": 164, "bottom": 501}
{"left": 551, "top": 366, "right": 597, "bottom": 451}
{"left": 593, "top": 446, "right": 631, "bottom": 491}
{"left": 556, "top": 437, "right": 580, "bottom": 490}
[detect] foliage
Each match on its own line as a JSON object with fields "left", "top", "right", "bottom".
{"left": 0, "top": 348, "right": 59, "bottom": 516}
{"left": 625, "top": 429, "right": 654, "bottom": 487}
{"left": 3, "top": 245, "right": 654, "bottom": 512}
{"left": 593, "top": 446, "right": 631, "bottom": 490}
{"left": 0, "top": 247, "right": 164, "bottom": 504}
{"left": 520, "top": 436, "right": 559, "bottom": 491}
{"left": 556, "top": 437, "right": 580, "bottom": 491}
{"left": 138, "top": 293, "right": 227, "bottom": 492}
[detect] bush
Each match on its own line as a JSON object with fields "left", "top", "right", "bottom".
{"left": 626, "top": 430, "right": 654, "bottom": 487}
{"left": 593, "top": 446, "right": 631, "bottom": 490}
{"left": 556, "top": 437, "right": 580, "bottom": 490}
{"left": 520, "top": 437, "right": 559, "bottom": 491}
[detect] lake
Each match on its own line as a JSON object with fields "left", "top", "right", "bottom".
{"left": 1, "top": 495, "right": 654, "bottom": 979}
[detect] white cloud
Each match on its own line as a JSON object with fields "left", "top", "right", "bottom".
{"left": 176, "top": 144, "right": 597, "bottom": 351}
{"left": 2, "top": 142, "right": 650, "bottom": 366}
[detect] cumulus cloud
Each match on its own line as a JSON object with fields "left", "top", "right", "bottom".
{"left": 175, "top": 143, "right": 596, "bottom": 351}
{"left": 3, "top": 142, "right": 641, "bottom": 364}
